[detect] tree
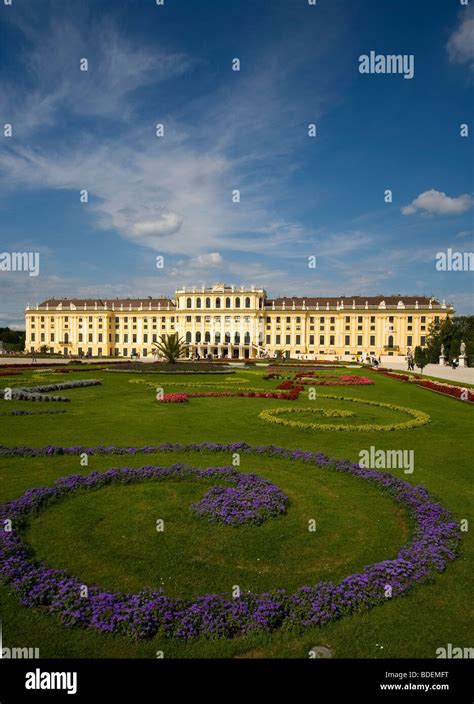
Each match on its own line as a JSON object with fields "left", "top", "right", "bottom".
{"left": 152, "top": 333, "right": 188, "bottom": 364}
{"left": 414, "top": 345, "right": 428, "bottom": 374}
{"left": 426, "top": 315, "right": 474, "bottom": 366}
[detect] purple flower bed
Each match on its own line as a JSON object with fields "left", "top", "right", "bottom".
{"left": 191, "top": 473, "right": 288, "bottom": 525}
{"left": 0, "top": 442, "right": 461, "bottom": 640}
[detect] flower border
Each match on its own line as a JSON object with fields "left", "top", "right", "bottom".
{"left": 258, "top": 395, "right": 430, "bottom": 432}
{"left": 0, "top": 441, "right": 458, "bottom": 640}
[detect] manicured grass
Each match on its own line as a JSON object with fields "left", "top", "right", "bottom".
{"left": 0, "top": 366, "right": 472, "bottom": 658}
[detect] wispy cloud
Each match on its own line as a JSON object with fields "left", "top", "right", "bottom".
{"left": 447, "top": 6, "right": 474, "bottom": 68}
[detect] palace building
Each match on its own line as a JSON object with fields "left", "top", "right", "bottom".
{"left": 24, "top": 283, "right": 453, "bottom": 360}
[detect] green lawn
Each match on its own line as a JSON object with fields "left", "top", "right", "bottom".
{"left": 0, "top": 366, "right": 472, "bottom": 658}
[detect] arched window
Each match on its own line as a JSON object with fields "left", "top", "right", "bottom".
{"left": 185, "top": 331, "right": 192, "bottom": 343}
{"left": 195, "top": 331, "right": 201, "bottom": 343}
{"left": 196, "top": 297, "right": 201, "bottom": 308}
{"left": 215, "top": 297, "right": 221, "bottom": 309}
{"left": 234, "top": 332, "right": 240, "bottom": 344}
{"left": 205, "top": 297, "right": 211, "bottom": 308}
{"left": 225, "top": 332, "right": 231, "bottom": 343}
{"left": 245, "top": 297, "right": 251, "bottom": 308}
{"left": 205, "top": 331, "right": 211, "bottom": 343}
{"left": 235, "top": 297, "right": 241, "bottom": 308}
{"left": 225, "top": 297, "right": 231, "bottom": 308}
{"left": 244, "top": 332, "right": 250, "bottom": 344}
{"left": 64, "top": 332, "right": 69, "bottom": 343}
{"left": 186, "top": 297, "right": 192, "bottom": 309}
{"left": 388, "top": 335, "right": 394, "bottom": 348}
{"left": 215, "top": 331, "right": 221, "bottom": 343}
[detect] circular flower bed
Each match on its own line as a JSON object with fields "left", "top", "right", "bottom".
{"left": 0, "top": 442, "right": 459, "bottom": 640}
{"left": 191, "top": 472, "right": 288, "bottom": 525}
{"left": 259, "top": 395, "right": 430, "bottom": 432}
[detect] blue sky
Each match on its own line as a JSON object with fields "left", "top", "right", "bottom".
{"left": 0, "top": 0, "right": 473, "bottom": 327}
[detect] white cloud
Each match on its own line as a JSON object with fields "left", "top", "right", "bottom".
{"left": 192, "top": 253, "right": 223, "bottom": 267}
{"left": 132, "top": 213, "right": 184, "bottom": 238}
{"left": 447, "top": 7, "right": 474, "bottom": 66}
{"left": 402, "top": 190, "right": 474, "bottom": 216}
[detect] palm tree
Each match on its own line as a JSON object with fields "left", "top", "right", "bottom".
{"left": 152, "top": 333, "right": 188, "bottom": 364}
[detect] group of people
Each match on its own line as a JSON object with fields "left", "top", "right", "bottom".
{"left": 406, "top": 354, "right": 415, "bottom": 371}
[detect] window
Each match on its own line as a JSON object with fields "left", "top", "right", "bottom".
{"left": 276, "top": 317, "right": 280, "bottom": 323}
{"left": 276, "top": 335, "right": 281, "bottom": 345}
{"left": 286, "top": 317, "right": 290, "bottom": 323}
{"left": 40, "top": 333, "right": 45, "bottom": 342}
{"left": 370, "top": 335, "right": 375, "bottom": 346}
{"left": 245, "top": 297, "right": 251, "bottom": 308}
{"left": 357, "top": 335, "right": 363, "bottom": 345}
{"left": 88, "top": 334, "right": 92, "bottom": 342}
{"left": 329, "top": 335, "right": 335, "bottom": 345}
{"left": 421, "top": 316, "right": 426, "bottom": 323}
{"left": 408, "top": 316, "right": 412, "bottom": 323}
{"left": 345, "top": 316, "right": 350, "bottom": 323}
{"left": 186, "top": 297, "right": 192, "bottom": 308}
{"left": 186, "top": 316, "right": 191, "bottom": 322}
{"left": 115, "top": 334, "right": 119, "bottom": 343}
{"left": 266, "top": 334, "right": 271, "bottom": 344}
{"left": 387, "top": 335, "right": 394, "bottom": 348}
{"left": 205, "top": 332, "right": 211, "bottom": 343}
{"left": 225, "top": 297, "right": 231, "bottom": 308}
{"left": 296, "top": 316, "right": 301, "bottom": 324}
{"left": 309, "top": 335, "right": 314, "bottom": 345}
{"left": 79, "top": 333, "right": 83, "bottom": 342}
{"left": 205, "top": 298, "right": 211, "bottom": 308}
{"left": 124, "top": 334, "right": 128, "bottom": 343}
{"left": 330, "top": 317, "right": 335, "bottom": 324}
{"left": 407, "top": 335, "right": 413, "bottom": 346}
{"left": 319, "top": 335, "right": 324, "bottom": 345}
{"left": 285, "top": 335, "right": 291, "bottom": 345}
{"left": 98, "top": 333, "right": 103, "bottom": 342}
{"left": 186, "top": 332, "right": 192, "bottom": 343}
{"left": 320, "top": 317, "right": 325, "bottom": 324}
{"left": 50, "top": 334, "right": 54, "bottom": 342}
{"left": 370, "top": 316, "right": 375, "bottom": 323}
{"left": 235, "top": 297, "right": 241, "bottom": 308}
{"left": 143, "top": 334, "right": 148, "bottom": 343}
{"left": 358, "top": 316, "right": 363, "bottom": 323}
{"left": 345, "top": 335, "right": 350, "bottom": 345}
{"left": 195, "top": 332, "right": 201, "bottom": 343}
{"left": 421, "top": 336, "right": 426, "bottom": 346}
{"left": 215, "top": 298, "right": 221, "bottom": 309}
{"left": 295, "top": 335, "right": 301, "bottom": 345}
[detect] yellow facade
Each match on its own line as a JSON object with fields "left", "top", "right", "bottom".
{"left": 24, "top": 283, "right": 453, "bottom": 360}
